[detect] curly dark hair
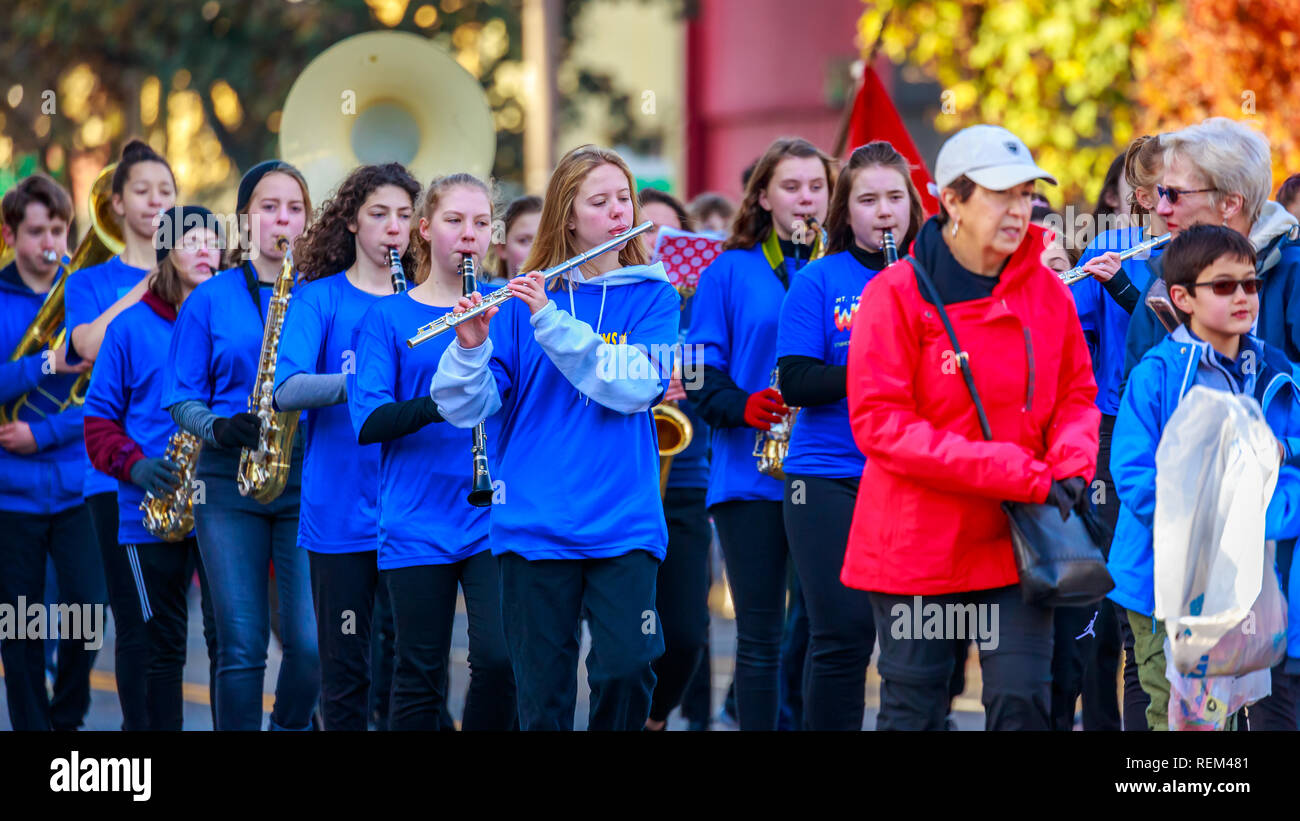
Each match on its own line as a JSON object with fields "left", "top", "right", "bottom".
{"left": 296, "top": 163, "right": 421, "bottom": 282}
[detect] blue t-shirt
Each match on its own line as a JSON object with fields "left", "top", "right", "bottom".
{"left": 64, "top": 255, "right": 149, "bottom": 498}
{"left": 1071, "top": 227, "right": 1164, "bottom": 416}
{"left": 686, "top": 243, "right": 811, "bottom": 506}
{"left": 472, "top": 271, "right": 679, "bottom": 561}
{"left": 776, "top": 249, "right": 880, "bottom": 478}
{"left": 83, "top": 300, "right": 186, "bottom": 544}
{"left": 276, "top": 273, "right": 383, "bottom": 554}
{"left": 163, "top": 265, "right": 282, "bottom": 418}
{"left": 348, "top": 292, "right": 492, "bottom": 569}
{"left": 0, "top": 264, "right": 84, "bottom": 514}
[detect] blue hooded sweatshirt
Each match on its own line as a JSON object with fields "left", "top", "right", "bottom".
{"left": 1109, "top": 326, "right": 1300, "bottom": 664}
{"left": 0, "top": 262, "right": 85, "bottom": 514}
{"left": 1071, "top": 226, "right": 1165, "bottom": 416}
{"left": 432, "top": 262, "right": 679, "bottom": 561}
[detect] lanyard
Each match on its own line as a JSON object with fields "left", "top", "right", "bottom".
{"left": 242, "top": 261, "right": 266, "bottom": 324}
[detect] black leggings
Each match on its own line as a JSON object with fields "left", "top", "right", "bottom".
{"left": 126, "top": 538, "right": 217, "bottom": 730}
{"left": 710, "top": 499, "right": 789, "bottom": 731}
{"left": 309, "top": 550, "right": 379, "bottom": 731}
{"left": 384, "top": 551, "right": 515, "bottom": 731}
{"left": 649, "top": 487, "right": 712, "bottom": 723}
{"left": 88, "top": 492, "right": 150, "bottom": 731}
{"left": 784, "top": 474, "right": 875, "bottom": 730}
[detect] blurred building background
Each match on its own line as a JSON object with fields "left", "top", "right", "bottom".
{"left": 4, "top": 0, "right": 1299, "bottom": 236}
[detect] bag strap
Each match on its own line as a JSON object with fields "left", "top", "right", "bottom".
{"left": 908, "top": 253, "right": 993, "bottom": 442}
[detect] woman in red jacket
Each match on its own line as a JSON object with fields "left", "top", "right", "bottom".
{"left": 843, "top": 125, "right": 1100, "bottom": 731}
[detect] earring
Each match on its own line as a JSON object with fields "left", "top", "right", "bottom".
{"left": 950, "top": 216, "right": 960, "bottom": 238}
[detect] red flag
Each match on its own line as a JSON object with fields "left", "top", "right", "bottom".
{"left": 845, "top": 66, "right": 939, "bottom": 216}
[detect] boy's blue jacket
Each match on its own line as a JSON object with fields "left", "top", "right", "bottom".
{"left": 0, "top": 262, "right": 85, "bottom": 514}
{"left": 432, "top": 262, "right": 679, "bottom": 562}
{"left": 1110, "top": 329, "right": 1300, "bottom": 662}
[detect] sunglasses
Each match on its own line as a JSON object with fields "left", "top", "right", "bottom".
{"left": 1156, "top": 185, "right": 1216, "bottom": 205}
{"left": 1185, "top": 277, "right": 1264, "bottom": 296}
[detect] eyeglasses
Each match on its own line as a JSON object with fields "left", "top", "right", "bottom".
{"left": 1185, "top": 277, "right": 1264, "bottom": 296}
{"left": 1156, "top": 185, "right": 1217, "bottom": 205}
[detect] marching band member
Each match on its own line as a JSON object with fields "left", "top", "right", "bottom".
{"left": 685, "top": 136, "right": 833, "bottom": 730}
{"left": 349, "top": 173, "right": 516, "bottom": 731}
{"left": 487, "top": 194, "right": 542, "bottom": 285}
{"left": 82, "top": 205, "right": 220, "bottom": 730}
{"left": 637, "top": 188, "right": 713, "bottom": 731}
{"left": 0, "top": 175, "right": 103, "bottom": 731}
{"left": 432, "top": 146, "right": 679, "bottom": 731}
{"left": 163, "top": 161, "right": 320, "bottom": 731}
{"left": 776, "top": 140, "right": 922, "bottom": 730}
{"left": 63, "top": 138, "right": 177, "bottom": 731}
{"left": 843, "top": 125, "right": 1099, "bottom": 731}
{"left": 272, "top": 162, "right": 421, "bottom": 731}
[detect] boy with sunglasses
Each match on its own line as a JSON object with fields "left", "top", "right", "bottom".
{"left": 1108, "top": 224, "right": 1300, "bottom": 729}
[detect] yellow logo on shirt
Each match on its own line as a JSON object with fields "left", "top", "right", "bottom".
{"left": 599, "top": 331, "right": 628, "bottom": 344}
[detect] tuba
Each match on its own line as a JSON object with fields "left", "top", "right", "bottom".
{"left": 279, "top": 31, "right": 495, "bottom": 203}
{"left": 139, "top": 430, "right": 202, "bottom": 542}
{"left": 236, "top": 238, "right": 299, "bottom": 503}
{"left": 2, "top": 165, "right": 125, "bottom": 424}
{"left": 753, "top": 217, "right": 824, "bottom": 479}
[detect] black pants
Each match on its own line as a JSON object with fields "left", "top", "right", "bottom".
{"left": 0, "top": 504, "right": 105, "bottom": 731}
{"left": 870, "top": 585, "right": 1054, "bottom": 731}
{"left": 784, "top": 474, "right": 875, "bottom": 730}
{"left": 711, "top": 500, "right": 789, "bottom": 730}
{"left": 649, "top": 487, "right": 712, "bottom": 723}
{"left": 384, "top": 551, "right": 515, "bottom": 731}
{"left": 1244, "top": 665, "right": 1299, "bottom": 730}
{"left": 369, "top": 579, "right": 396, "bottom": 730}
{"left": 126, "top": 538, "right": 216, "bottom": 730}
{"left": 309, "top": 550, "right": 379, "bottom": 731}
{"left": 499, "top": 550, "right": 663, "bottom": 731}
{"left": 1113, "top": 604, "right": 1150, "bottom": 730}
{"left": 87, "top": 492, "right": 150, "bottom": 731}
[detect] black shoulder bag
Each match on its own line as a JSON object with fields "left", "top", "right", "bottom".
{"left": 908, "top": 254, "right": 1115, "bottom": 608}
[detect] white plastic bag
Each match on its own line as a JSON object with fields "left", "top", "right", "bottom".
{"left": 1165, "top": 639, "right": 1272, "bottom": 731}
{"left": 1153, "top": 386, "right": 1287, "bottom": 676}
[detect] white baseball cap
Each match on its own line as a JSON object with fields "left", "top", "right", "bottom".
{"left": 933, "top": 125, "right": 1058, "bottom": 192}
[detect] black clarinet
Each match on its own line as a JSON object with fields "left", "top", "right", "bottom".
{"left": 388, "top": 247, "right": 408, "bottom": 293}
{"left": 882, "top": 229, "right": 898, "bottom": 266}
{"left": 461, "top": 254, "right": 495, "bottom": 507}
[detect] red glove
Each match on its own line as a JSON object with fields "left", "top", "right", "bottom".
{"left": 744, "top": 387, "right": 788, "bottom": 431}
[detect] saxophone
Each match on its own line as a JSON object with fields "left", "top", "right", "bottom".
{"left": 139, "top": 430, "right": 202, "bottom": 541}
{"left": 753, "top": 218, "right": 824, "bottom": 479}
{"left": 236, "top": 237, "right": 300, "bottom": 503}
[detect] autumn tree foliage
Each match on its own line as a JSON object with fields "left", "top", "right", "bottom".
{"left": 860, "top": 0, "right": 1300, "bottom": 207}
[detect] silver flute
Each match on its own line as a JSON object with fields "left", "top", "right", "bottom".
{"left": 406, "top": 221, "right": 655, "bottom": 348}
{"left": 1058, "top": 232, "right": 1172, "bottom": 286}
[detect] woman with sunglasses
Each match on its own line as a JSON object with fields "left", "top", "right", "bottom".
{"left": 1119, "top": 118, "right": 1300, "bottom": 731}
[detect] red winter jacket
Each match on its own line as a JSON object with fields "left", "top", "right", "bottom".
{"left": 841, "top": 221, "right": 1099, "bottom": 595}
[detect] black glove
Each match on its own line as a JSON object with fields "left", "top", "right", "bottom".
{"left": 130, "top": 457, "right": 182, "bottom": 497}
{"left": 1045, "top": 477, "right": 1089, "bottom": 521}
{"left": 212, "top": 412, "right": 262, "bottom": 449}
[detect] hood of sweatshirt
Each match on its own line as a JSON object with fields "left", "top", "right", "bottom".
{"left": 558, "top": 261, "right": 671, "bottom": 338}
{"left": 1251, "top": 200, "right": 1300, "bottom": 271}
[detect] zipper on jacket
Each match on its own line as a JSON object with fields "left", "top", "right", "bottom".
{"left": 1022, "top": 324, "right": 1035, "bottom": 412}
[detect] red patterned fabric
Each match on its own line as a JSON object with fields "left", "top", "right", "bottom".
{"left": 651, "top": 228, "right": 724, "bottom": 298}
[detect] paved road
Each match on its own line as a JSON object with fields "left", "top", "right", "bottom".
{"left": 1, "top": 575, "right": 992, "bottom": 731}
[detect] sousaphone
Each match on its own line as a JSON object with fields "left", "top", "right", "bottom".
{"left": 279, "top": 31, "right": 497, "bottom": 202}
